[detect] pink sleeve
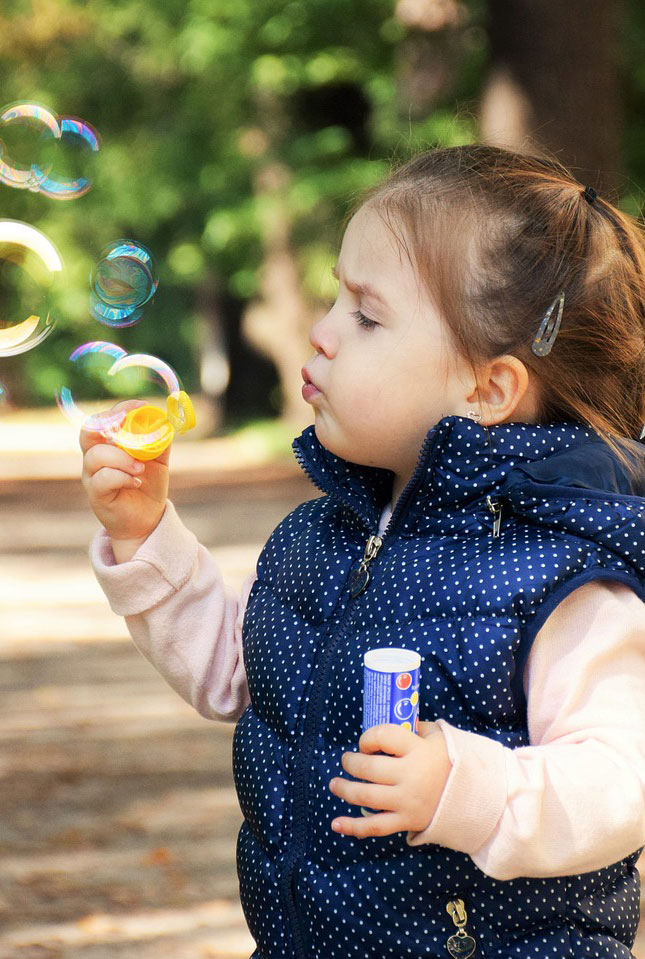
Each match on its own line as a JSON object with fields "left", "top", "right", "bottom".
{"left": 407, "top": 580, "right": 645, "bottom": 880}
{"left": 90, "top": 500, "right": 252, "bottom": 722}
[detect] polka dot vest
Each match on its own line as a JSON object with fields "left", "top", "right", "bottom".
{"left": 233, "top": 416, "right": 645, "bottom": 958}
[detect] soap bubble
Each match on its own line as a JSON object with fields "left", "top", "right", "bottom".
{"left": 0, "top": 219, "right": 63, "bottom": 357}
{"left": 90, "top": 241, "right": 158, "bottom": 328}
{"left": 108, "top": 352, "right": 180, "bottom": 394}
{"left": 57, "top": 343, "right": 183, "bottom": 454}
{"left": 100, "top": 353, "right": 182, "bottom": 455}
{"left": 35, "top": 116, "right": 100, "bottom": 201}
{"left": 56, "top": 341, "right": 128, "bottom": 431}
{"left": 0, "top": 102, "right": 60, "bottom": 192}
{"left": 89, "top": 292, "right": 143, "bottom": 329}
{"left": 0, "top": 102, "right": 100, "bottom": 199}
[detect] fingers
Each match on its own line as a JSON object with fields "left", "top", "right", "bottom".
{"left": 331, "top": 811, "right": 403, "bottom": 839}
{"left": 78, "top": 400, "right": 146, "bottom": 453}
{"left": 329, "top": 776, "right": 396, "bottom": 813}
{"left": 84, "top": 441, "right": 144, "bottom": 478}
{"left": 358, "top": 723, "right": 417, "bottom": 757}
{"left": 89, "top": 466, "right": 143, "bottom": 497}
{"left": 80, "top": 423, "right": 172, "bottom": 467}
{"left": 79, "top": 422, "right": 114, "bottom": 454}
{"left": 340, "top": 750, "right": 399, "bottom": 785}
{"left": 82, "top": 442, "right": 144, "bottom": 496}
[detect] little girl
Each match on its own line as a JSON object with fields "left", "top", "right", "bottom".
{"left": 81, "top": 145, "right": 645, "bottom": 959}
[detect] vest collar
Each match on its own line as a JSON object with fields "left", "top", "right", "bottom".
{"left": 293, "top": 415, "right": 645, "bottom": 534}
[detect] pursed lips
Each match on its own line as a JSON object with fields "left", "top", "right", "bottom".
{"left": 301, "top": 366, "right": 323, "bottom": 401}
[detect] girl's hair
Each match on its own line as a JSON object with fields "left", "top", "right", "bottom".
{"left": 359, "top": 144, "right": 645, "bottom": 464}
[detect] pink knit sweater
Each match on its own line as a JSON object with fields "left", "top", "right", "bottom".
{"left": 91, "top": 501, "right": 645, "bottom": 881}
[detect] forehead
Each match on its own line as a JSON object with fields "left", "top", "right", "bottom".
{"left": 338, "top": 205, "right": 418, "bottom": 290}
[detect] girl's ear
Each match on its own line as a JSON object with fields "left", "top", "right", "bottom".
{"left": 466, "top": 355, "right": 538, "bottom": 425}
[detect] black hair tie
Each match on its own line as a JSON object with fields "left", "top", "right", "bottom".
{"left": 582, "top": 185, "right": 597, "bottom": 205}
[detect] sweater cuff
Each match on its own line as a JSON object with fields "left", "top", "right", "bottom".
{"left": 407, "top": 720, "right": 507, "bottom": 852}
{"left": 90, "top": 501, "right": 199, "bottom": 616}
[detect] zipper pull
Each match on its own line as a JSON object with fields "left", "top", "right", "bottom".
{"left": 349, "top": 534, "right": 383, "bottom": 598}
{"left": 486, "top": 496, "right": 502, "bottom": 539}
{"left": 446, "top": 898, "right": 476, "bottom": 958}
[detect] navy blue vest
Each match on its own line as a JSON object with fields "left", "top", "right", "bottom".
{"left": 233, "top": 416, "right": 645, "bottom": 959}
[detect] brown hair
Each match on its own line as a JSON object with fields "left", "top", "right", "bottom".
{"left": 359, "top": 144, "right": 645, "bottom": 465}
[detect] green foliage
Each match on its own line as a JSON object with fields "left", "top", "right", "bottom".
{"left": 0, "top": 0, "right": 476, "bottom": 407}
{"left": 621, "top": 0, "right": 645, "bottom": 216}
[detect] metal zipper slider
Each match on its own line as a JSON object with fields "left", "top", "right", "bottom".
{"left": 349, "top": 534, "right": 383, "bottom": 598}
{"left": 486, "top": 496, "right": 502, "bottom": 538}
{"left": 446, "top": 898, "right": 476, "bottom": 957}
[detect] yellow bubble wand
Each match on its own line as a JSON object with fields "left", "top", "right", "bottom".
{"left": 103, "top": 353, "right": 196, "bottom": 461}
{"left": 115, "top": 389, "right": 196, "bottom": 461}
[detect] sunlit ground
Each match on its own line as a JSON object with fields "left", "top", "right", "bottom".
{"left": 1, "top": 588, "right": 258, "bottom": 958}
{"left": 0, "top": 409, "right": 308, "bottom": 958}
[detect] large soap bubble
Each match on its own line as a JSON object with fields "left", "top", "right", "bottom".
{"left": 56, "top": 342, "right": 194, "bottom": 459}
{"left": 0, "top": 102, "right": 59, "bottom": 192}
{"left": 0, "top": 219, "right": 63, "bottom": 357}
{"left": 55, "top": 341, "right": 129, "bottom": 433}
{"left": 90, "top": 240, "right": 158, "bottom": 328}
{"left": 35, "top": 116, "right": 100, "bottom": 200}
{"left": 0, "top": 102, "right": 99, "bottom": 199}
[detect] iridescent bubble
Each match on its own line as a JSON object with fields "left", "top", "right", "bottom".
{"left": 90, "top": 241, "right": 158, "bottom": 328}
{"left": 57, "top": 344, "right": 185, "bottom": 456}
{"left": 35, "top": 115, "right": 100, "bottom": 200}
{"left": 0, "top": 219, "right": 63, "bottom": 357}
{"left": 55, "top": 341, "right": 129, "bottom": 432}
{"left": 89, "top": 292, "right": 143, "bottom": 329}
{"left": 105, "top": 368, "right": 195, "bottom": 460}
{"left": 0, "top": 102, "right": 60, "bottom": 192}
{"left": 0, "top": 102, "right": 100, "bottom": 200}
{"left": 108, "top": 353, "right": 180, "bottom": 394}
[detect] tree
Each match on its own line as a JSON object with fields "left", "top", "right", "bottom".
{"left": 479, "top": 0, "right": 624, "bottom": 195}
{"left": 0, "top": 0, "right": 477, "bottom": 418}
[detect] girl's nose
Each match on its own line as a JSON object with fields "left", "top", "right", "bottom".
{"left": 309, "top": 310, "right": 338, "bottom": 358}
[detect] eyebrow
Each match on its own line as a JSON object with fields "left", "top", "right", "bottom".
{"left": 331, "top": 264, "right": 389, "bottom": 307}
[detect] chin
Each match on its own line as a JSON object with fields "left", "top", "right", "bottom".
{"left": 313, "top": 423, "right": 382, "bottom": 469}
{"left": 313, "top": 420, "right": 336, "bottom": 453}
{"left": 313, "top": 421, "right": 350, "bottom": 461}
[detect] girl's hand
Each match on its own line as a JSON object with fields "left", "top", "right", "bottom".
{"left": 329, "top": 721, "right": 451, "bottom": 838}
{"left": 80, "top": 401, "right": 170, "bottom": 561}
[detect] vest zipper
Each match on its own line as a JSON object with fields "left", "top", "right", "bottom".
{"left": 446, "top": 898, "right": 477, "bottom": 957}
{"left": 281, "top": 429, "right": 444, "bottom": 956}
{"left": 349, "top": 534, "right": 384, "bottom": 598}
{"left": 278, "top": 597, "right": 358, "bottom": 957}
{"left": 486, "top": 496, "right": 502, "bottom": 538}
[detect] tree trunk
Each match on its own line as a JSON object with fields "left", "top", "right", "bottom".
{"left": 480, "top": 0, "right": 624, "bottom": 196}
{"left": 394, "top": 0, "right": 471, "bottom": 118}
{"left": 241, "top": 163, "right": 313, "bottom": 430}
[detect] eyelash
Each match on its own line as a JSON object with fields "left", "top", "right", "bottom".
{"left": 351, "top": 309, "right": 378, "bottom": 331}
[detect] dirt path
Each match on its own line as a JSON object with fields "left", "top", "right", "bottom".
{"left": 1, "top": 468, "right": 643, "bottom": 958}
{"left": 0, "top": 470, "right": 310, "bottom": 959}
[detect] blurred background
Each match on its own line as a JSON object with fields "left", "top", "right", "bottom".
{"left": 0, "top": 0, "right": 644, "bottom": 956}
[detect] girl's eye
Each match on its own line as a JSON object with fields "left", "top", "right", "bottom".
{"left": 351, "top": 309, "right": 378, "bottom": 331}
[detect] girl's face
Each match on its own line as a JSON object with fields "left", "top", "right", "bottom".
{"left": 303, "top": 205, "right": 475, "bottom": 492}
